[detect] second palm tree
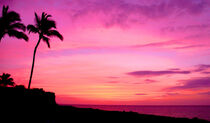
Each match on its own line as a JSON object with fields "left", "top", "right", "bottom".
{"left": 0, "top": 5, "right": 28, "bottom": 42}
{"left": 27, "top": 12, "right": 63, "bottom": 89}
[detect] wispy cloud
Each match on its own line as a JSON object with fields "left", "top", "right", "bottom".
{"left": 173, "top": 44, "right": 208, "bottom": 50}
{"left": 127, "top": 70, "right": 191, "bottom": 77}
{"left": 161, "top": 24, "right": 210, "bottom": 33}
{"left": 144, "top": 79, "right": 158, "bottom": 83}
{"left": 194, "top": 64, "right": 210, "bottom": 72}
{"left": 0, "top": 0, "right": 13, "bottom": 5}
{"left": 67, "top": 0, "right": 209, "bottom": 28}
{"left": 107, "top": 76, "right": 120, "bottom": 79}
{"left": 132, "top": 39, "right": 179, "bottom": 48}
{"left": 165, "top": 92, "right": 180, "bottom": 96}
{"left": 132, "top": 79, "right": 158, "bottom": 84}
{"left": 168, "top": 68, "right": 181, "bottom": 71}
{"left": 105, "top": 81, "right": 119, "bottom": 84}
{"left": 202, "top": 72, "right": 210, "bottom": 74}
{"left": 198, "top": 91, "right": 210, "bottom": 95}
{"left": 131, "top": 33, "right": 210, "bottom": 51}
{"left": 127, "top": 64, "right": 210, "bottom": 77}
{"left": 166, "top": 77, "right": 210, "bottom": 90}
{"left": 135, "top": 93, "right": 147, "bottom": 96}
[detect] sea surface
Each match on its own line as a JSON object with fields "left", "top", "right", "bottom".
{"left": 71, "top": 105, "right": 210, "bottom": 121}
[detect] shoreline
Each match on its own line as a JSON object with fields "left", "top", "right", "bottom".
{"left": 1, "top": 86, "right": 210, "bottom": 123}
{"left": 67, "top": 104, "right": 210, "bottom": 121}
{"left": 57, "top": 105, "right": 210, "bottom": 123}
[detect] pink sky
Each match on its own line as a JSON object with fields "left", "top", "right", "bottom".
{"left": 1, "top": 0, "right": 210, "bottom": 105}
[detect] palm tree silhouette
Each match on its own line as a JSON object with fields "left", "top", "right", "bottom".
{"left": 27, "top": 12, "right": 63, "bottom": 89}
{"left": 0, "top": 73, "right": 15, "bottom": 87}
{"left": 0, "top": 5, "right": 28, "bottom": 41}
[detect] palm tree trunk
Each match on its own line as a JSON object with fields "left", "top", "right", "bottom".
{"left": 28, "top": 35, "right": 42, "bottom": 89}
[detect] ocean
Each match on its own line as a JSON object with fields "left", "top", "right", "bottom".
{"left": 72, "top": 105, "right": 210, "bottom": 121}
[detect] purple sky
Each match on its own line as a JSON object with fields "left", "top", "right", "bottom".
{"left": 1, "top": 0, "right": 210, "bottom": 105}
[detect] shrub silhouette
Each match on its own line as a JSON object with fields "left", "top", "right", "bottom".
{"left": 0, "top": 73, "right": 15, "bottom": 87}
{"left": 0, "top": 5, "right": 28, "bottom": 41}
{"left": 27, "top": 12, "right": 63, "bottom": 89}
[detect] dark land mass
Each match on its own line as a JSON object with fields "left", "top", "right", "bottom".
{"left": 0, "top": 86, "right": 210, "bottom": 123}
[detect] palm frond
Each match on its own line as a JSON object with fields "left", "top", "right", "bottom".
{"left": 6, "top": 11, "right": 21, "bottom": 22}
{"left": 46, "top": 19, "right": 56, "bottom": 28}
{"left": 41, "top": 12, "right": 47, "bottom": 21}
{"left": 42, "top": 35, "right": 50, "bottom": 48}
{"left": 7, "top": 30, "right": 29, "bottom": 41}
{"left": 9, "top": 22, "right": 26, "bottom": 31}
{"left": 2, "top": 5, "right": 9, "bottom": 17}
{"left": 46, "top": 14, "right": 52, "bottom": 19}
{"left": 46, "top": 30, "right": 63, "bottom": 41}
{"left": 27, "top": 24, "right": 38, "bottom": 34}
{"left": 41, "top": 19, "right": 56, "bottom": 32}
{"left": 8, "top": 78, "right": 13, "bottom": 82}
{"left": 34, "top": 12, "right": 40, "bottom": 26}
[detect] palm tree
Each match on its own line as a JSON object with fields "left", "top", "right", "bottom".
{"left": 27, "top": 12, "right": 63, "bottom": 89}
{"left": 0, "top": 73, "right": 15, "bottom": 87}
{"left": 0, "top": 5, "right": 28, "bottom": 41}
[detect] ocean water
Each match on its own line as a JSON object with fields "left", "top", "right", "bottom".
{"left": 72, "top": 105, "right": 210, "bottom": 121}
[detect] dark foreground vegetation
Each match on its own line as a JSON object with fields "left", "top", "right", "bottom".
{"left": 0, "top": 86, "right": 209, "bottom": 123}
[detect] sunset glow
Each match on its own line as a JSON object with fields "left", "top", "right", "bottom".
{"left": 1, "top": 0, "right": 210, "bottom": 105}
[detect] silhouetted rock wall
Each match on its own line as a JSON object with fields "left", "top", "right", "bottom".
{"left": 0, "top": 86, "right": 56, "bottom": 122}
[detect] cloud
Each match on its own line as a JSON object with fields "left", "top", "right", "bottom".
{"left": 166, "top": 77, "right": 210, "bottom": 90}
{"left": 168, "top": 68, "right": 181, "bottom": 71}
{"left": 160, "top": 92, "right": 181, "bottom": 97}
{"left": 0, "top": 0, "right": 13, "bottom": 5}
{"left": 202, "top": 72, "right": 210, "bottom": 74}
{"left": 132, "top": 79, "right": 158, "bottom": 84}
{"left": 127, "top": 69, "right": 191, "bottom": 77}
{"left": 105, "top": 81, "right": 119, "bottom": 84}
{"left": 144, "top": 79, "right": 158, "bottom": 83}
{"left": 107, "top": 76, "right": 119, "bottom": 79}
{"left": 67, "top": 0, "right": 209, "bottom": 27}
{"left": 194, "top": 64, "right": 210, "bottom": 72}
{"left": 127, "top": 64, "right": 210, "bottom": 78}
{"left": 132, "top": 37, "right": 196, "bottom": 50}
{"left": 132, "top": 39, "right": 179, "bottom": 48}
{"left": 133, "top": 41, "right": 209, "bottom": 51}
{"left": 135, "top": 93, "right": 147, "bottom": 96}
{"left": 165, "top": 92, "right": 180, "bottom": 96}
{"left": 198, "top": 91, "right": 210, "bottom": 95}
{"left": 161, "top": 24, "right": 210, "bottom": 33}
{"left": 132, "top": 32, "right": 210, "bottom": 51}
{"left": 173, "top": 44, "right": 208, "bottom": 49}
